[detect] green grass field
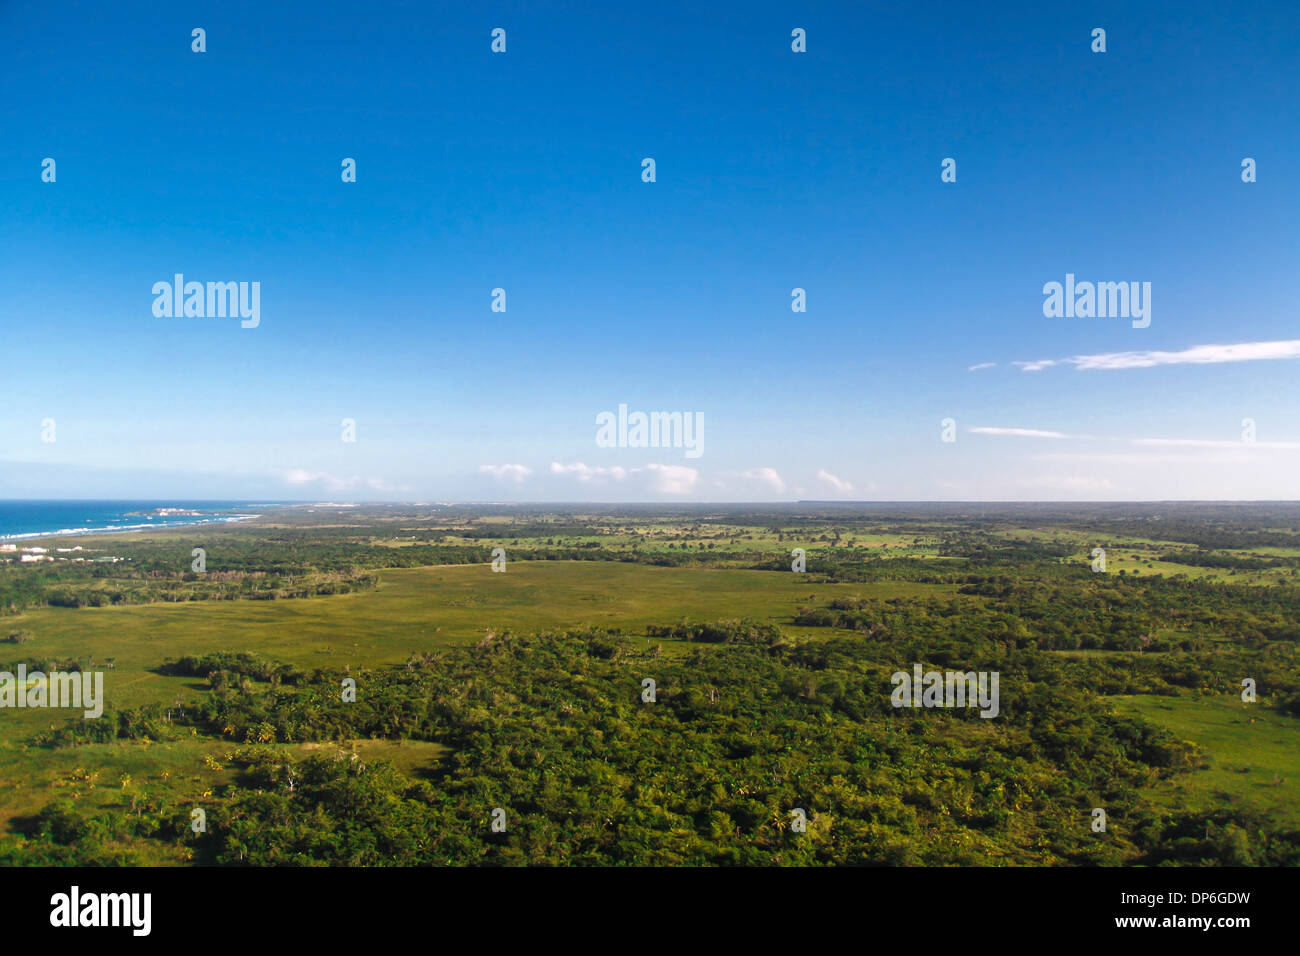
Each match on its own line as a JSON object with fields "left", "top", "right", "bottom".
{"left": 1111, "top": 694, "right": 1300, "bottom": 828}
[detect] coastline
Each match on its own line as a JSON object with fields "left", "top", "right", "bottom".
{"left": 0, "top": 513, "right": 262, "bottom": 543}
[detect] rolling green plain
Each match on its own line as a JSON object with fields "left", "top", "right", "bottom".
{"left": 0, "top": 502, "right": 1297, "bottom": 865}
{"left": 0, "top": 561, "right": 954, "bottom": 844}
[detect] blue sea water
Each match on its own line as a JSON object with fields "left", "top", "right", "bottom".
{"left": 0, "top": 500, "right": 286, "bottom": 541}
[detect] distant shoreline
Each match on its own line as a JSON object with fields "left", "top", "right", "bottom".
{"left": 0, "top": 513, "right": 262, "bottom": 543}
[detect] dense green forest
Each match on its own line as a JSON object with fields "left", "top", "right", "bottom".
{"left": 7, "top": 621, "right": 1297, "bottom": 866}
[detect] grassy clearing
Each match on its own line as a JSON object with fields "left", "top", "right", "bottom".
{"left": 5, "top": 562, "right": 951, "bottom": 696}
{"left": 1110, "top": 693, "right": 1300, "bottom": 828}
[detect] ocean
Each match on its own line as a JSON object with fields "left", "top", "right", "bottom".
{"left": 0, "top": 500, "right": 285, "bottom": 541}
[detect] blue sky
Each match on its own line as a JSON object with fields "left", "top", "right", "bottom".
{"left": 2, "top": 0, "right": 1298, "bottom": 501}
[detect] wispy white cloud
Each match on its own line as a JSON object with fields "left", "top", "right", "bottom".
{"left": 283, "top": 469, "right": 408, "bottom": 493}
{"left": 1014, "top": 339, "right": 1300, "bottom": 372}
{"left": 644, "top": 463, "right": 699, "bottom": 494}
{"left": 1132, "top": 438, "right": 1300, "bottom": 449}
{"left": 549, "top": 461, "right": 698, "bottom": 494}
{"left": 966, "top": 427, "right": 1300, "bottom": 449}
{"left": 816, "top": 469, "right": 853, "bottom": 493}
{"left": 478, "top": 463, "right": 532, "bottom": 483}
{"left": 549, "top": 462, "right": 628, "bottom": 483}
{"left": 1014, "top": 359, "right": 1059, "bottom": 373}
{"left": 967, "top": 362, "right": 996, "bottom": 372}
{"left": 736, "top": 467, "right": 786, "bottom": 493}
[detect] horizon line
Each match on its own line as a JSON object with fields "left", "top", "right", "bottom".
{"left": 3, "top": 498, "right": 1300, "bottom": 507}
